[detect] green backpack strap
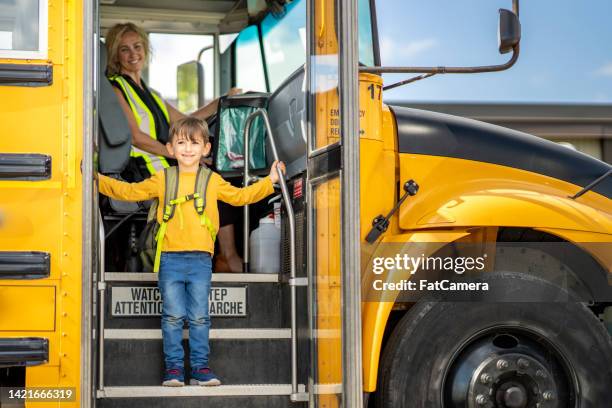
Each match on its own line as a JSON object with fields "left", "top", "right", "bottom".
{"left": 193, "top": 166, "right": 216, "bottom": 242}
{"left": 146, "top": 197, "right": 158, "bottom": 224}
{"left": 153, "top": 166, "right": 180, "bottom": 272}
{"left": 152, "top": 166, "right": 216, "bottom": 272}
{"left": 193, "top": 166, "right": 212, "bottom": 214}
{"left": 163, "top": 166, "right": 180, "bottom": 222}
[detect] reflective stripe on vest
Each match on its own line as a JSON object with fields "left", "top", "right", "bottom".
{"left": 109, "top": 75, "right": 170, "bottom": 175}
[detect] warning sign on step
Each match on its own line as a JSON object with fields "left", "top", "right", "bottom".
{"left": 111, "top": 286, "right": 247, "bottom": 317}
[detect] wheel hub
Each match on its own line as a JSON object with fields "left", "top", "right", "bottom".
{"left": 503, "top": 386, "right": 527, "bottom": 407}
{"left": 468, "top": 353, "right": 557, "bottom": 408}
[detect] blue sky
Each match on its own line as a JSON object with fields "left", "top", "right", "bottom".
{"left": 375, "top": 0, "right": 612, "bottom": 103}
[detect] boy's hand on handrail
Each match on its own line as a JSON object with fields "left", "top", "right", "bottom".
{"left": 269, "top": 160, "right": 286, "bottom": 184}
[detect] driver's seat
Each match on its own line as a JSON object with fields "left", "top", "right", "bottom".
{"left": 98, "top": 40, "right": 139, "bottom": 213}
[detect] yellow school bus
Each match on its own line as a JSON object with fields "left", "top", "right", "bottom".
{"left": 0, "top": 0, "right": 611, "bottom": 407}
{"left": 0, "top": 0, "right": 90, "bottom": 406}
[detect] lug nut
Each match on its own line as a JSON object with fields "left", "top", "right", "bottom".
{"left": 497, "top": 359, "right": 509, "bottom": 370}
{"left": 517, "top": 358, "right": 530, "bottom": 369}
{"left": 476, "top": 394, "right": 488, "bottom": 405}
{"left": 543, "top": 391, "right": 554, "bottom": 401}
{"left": 480, "top": 373, "right": 493, "bottom": 384}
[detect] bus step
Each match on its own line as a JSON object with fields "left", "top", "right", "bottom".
{"left": 104, "top": 272, "right": 280, "bottom": 283}
{"left": 97, "top": 384, "right": 306, "bottom": 398}
{"left": 103, "top": 328, "right": 290, "bottom": 340}
{"left": 103, "top": 334, "right": 291, "bottom": 386}
{"left": 96, "top": 384, "right": 307, "bottom": 408}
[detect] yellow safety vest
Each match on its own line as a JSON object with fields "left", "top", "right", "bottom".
{"left": 108, "top": 75, "right": 170, "bottom": 175}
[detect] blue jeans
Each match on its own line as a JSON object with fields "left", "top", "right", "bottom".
{"left": 158, "top": 251, "right": 212, "bottom": 370}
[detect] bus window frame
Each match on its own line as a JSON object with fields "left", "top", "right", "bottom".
{"left": 0, "top": 0, "right": 49, "bottom": 60}
{"left": 233, "top": 24, "right": 268, "bottom": 93}
{"left": 259, "top": 0, "right": 307, "bottom": 92}
{"left": 368, "top": 0, "right": 381, "bottom": 66}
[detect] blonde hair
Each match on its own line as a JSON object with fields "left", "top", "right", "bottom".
{"left": 169, "top": 117, "right": 210, "bottom": 144}
{"left": 105, "top": 23, "right": 151, "bottom": 77}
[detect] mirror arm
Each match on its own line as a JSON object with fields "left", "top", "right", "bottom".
{"left": 197, "top": 45, "right": 214, "bottom": 63}
{"left": 364, "top": 0, "right": 520, "bottom": 82}
{"left": 383, "top": 73, "right": 437, "bottom": 91}
{"left": 513, "top": 0, "right": 519, "bottom": 16}
{"left": 359, "top": 44, "right": 520, "bottom": 75}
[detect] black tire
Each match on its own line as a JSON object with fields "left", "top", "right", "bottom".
{"left": 375, "top": 273, "right": 612, "bottom": 408}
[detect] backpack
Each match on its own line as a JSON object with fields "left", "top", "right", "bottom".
{"left": 138, "top": 166, "right": 216, "bottom": 272}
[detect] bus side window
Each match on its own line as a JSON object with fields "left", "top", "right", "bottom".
{"left": 0, "top": 0, "right": 48, "bottom": 59}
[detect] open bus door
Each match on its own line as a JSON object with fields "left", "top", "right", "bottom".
{"left": 306, "top": 0, "right": 362, "bottom": 406}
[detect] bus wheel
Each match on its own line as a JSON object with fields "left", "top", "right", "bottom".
{"left": 375, "top": 274, "right": 612, "bottom": 408}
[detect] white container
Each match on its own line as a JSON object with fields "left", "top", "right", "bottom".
{"left": 273, "top": 201, "right": 282, "bottom": 229}
{"left": 250, "top": 214, "right": 281, "bottom": 273}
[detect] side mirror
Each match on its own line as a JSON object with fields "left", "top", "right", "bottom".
{"left": 361, "top": 0, "right": 522, "bottom": 86}
{"left": 498, "top": 9, "right": 521, "bottom": 54}
{"left": 177, "top": 61, "right": 204, "bottom": 113}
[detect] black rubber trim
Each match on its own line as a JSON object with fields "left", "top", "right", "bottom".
{"left": 0, "top": 64, "right": 53, "bottom": 87}
{"left": 0, "top": 338, "right": 49, "bottom": 368}
{"left": 369, "top": 0, "right": 381, "bottom": 66}
{"left": 230, "top": 41, "right": 237, "bottom": 88}
{"left": 390, "top": 105, "right": 612, "bottom": 199}
{"left": 309, "top": 145, "right": 341, "bottom": 179}
{"left": 0, "top": 252, "right": 51, "bottom": 280}
{"left": 218, "top": 92, "right": 270, "bottom": 109}
{"left": 0, "top": 153, "right": 51, "bottom": 181}
{"left": 256, "top": 24, "right": 271, "bottom": 92}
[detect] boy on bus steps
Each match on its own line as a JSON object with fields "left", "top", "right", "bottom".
{"left": 98, "top": 117, "right": 285, "bottom": 386}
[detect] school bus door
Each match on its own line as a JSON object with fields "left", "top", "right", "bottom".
{"left": 306, "top": 0, "right": 363, "bottom": 406}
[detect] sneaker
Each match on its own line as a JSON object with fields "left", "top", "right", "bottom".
{"left": 189, "top": 367, "right": 221, "bottom": 386}
{"left": 162, "top": 368, "right": 185, "bottom": 387}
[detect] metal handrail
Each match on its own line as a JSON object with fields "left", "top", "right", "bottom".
{"left": 242, "top": 109, "right": 300, "bottom": 398}
{"left": 97, "top": 212, "right": 106, "bottom": 392}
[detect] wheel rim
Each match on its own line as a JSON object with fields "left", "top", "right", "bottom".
{"left": 442, "top": 327, "right": 576, "bottom": 408}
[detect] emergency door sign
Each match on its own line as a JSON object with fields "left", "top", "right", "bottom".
{"left": 111, "top": 286, "right": 247, "bottom": 317}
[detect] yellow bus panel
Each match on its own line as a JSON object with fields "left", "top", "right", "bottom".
{"left": 0, "top": 286, "right": 56, "bottom": 331}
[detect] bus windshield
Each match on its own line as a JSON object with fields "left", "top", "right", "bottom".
{"left": 259, "top": 0, "right": 376, "bottom": 91}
